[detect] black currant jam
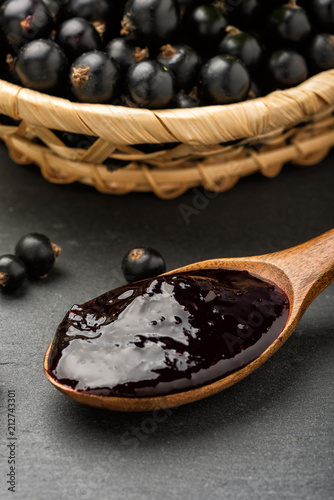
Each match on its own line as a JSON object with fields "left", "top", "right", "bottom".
{"left": 48, "top": 269, "right": 289, "bottom": 397}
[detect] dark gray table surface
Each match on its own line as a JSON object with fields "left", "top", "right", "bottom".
{"left": 0, "top": 143, "right": 333, "bottom": 500}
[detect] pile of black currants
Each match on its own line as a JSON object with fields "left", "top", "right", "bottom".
{"left": 0, "top": 0, "right": 333, "bottom": 109}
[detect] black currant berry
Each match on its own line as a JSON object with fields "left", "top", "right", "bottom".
{"left": 267, "top": 49, "right": 309, "bottom": 88}
{"left": 229, "top": 0, "right": 262, "bottom": 30}
{"left": 0, "top": 0, "right": 54, "bottom": 53}
{"left": 105, "top": 37, "right": 149, "bottom": 72}
{"left": 15, "top": 39, "right": 68, "bottom": 93}
{"left": 198, "top": 55, "right": 251, "bottom": 105}
{"left": 42, "top": 0, "right": 65, "bottom": 25}
{"left": 156, "top": 44, "right": 201, "bottom": 91}
{"left": 56, "top": 131, "right": 97, "bottom": 148}
{"left": 248, "top": 79, "right": 263, "bottom": 99}
{"left": 183, "top": 3, "right": 227, "bottom": 52}
{"left": 15, "top": 232, "right": 61, "bottom": 279}
{"left": 67, "top": 0, "right": 115, "bottom": 19}
{"left": 308, "top": 0, "right": 334, "bottom": 30}
{"left": 70, "top": 50, "right": 121, "bottom": 103}
{"left": 55, "top": 17, "right": 102, "bottom": 61}
{"left": 126, "top": 60, "right": 175, "bottom": 109}
{"left": 172, "top": 92, "right": 201, "bottom": 108}
{"left": 121, "top": 0, "right": 180, "bottom": 47}
{"left": 66, "top": 0, "right": 121, "bottom": 40}
{"left": 309, "top": 33, "right": 334, "bottom": 72}
{"left": 3, "top": 52, "right": 19, "bottom": 84}
{"left": 177, "top": 0, "right": 200, "bottom": 7}
{"left": 0, "top": 254, "right": 27, "bottom": 292}
{"left": 266, "top": 1, "right": 312, "bottom": 47}
{"left": 133, "top": 142, "right": 178, "bottom": 153}
{"left": 217, "top": 27, "right": 263, "bottom": 74}
{"left": 103, "top": 157, "right": 130, "bottom": 171}
{"left": 122, "top": 247, "right": 166, "bottom": 283}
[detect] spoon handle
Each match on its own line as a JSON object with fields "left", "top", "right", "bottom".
{"left": 260, "top": 229, "right": 334, "bottom": 312}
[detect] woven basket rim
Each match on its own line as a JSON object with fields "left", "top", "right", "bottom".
{"left": 0, "top": 69, "right": 333, "bottom": 146}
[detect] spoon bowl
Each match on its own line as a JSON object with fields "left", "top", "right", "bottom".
{"left": 44, "top": 229, "right": 334, "bottom": 411}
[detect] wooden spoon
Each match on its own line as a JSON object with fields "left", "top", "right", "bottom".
{"left": 44, "top": 229, "right": 334, "bottom": 412}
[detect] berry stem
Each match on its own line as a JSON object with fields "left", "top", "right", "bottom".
{"left": 247, "top": 88, "right": 256, "bottom": 100}
{"left": 0, "top": 272, "right": 7, "bottom": 287}
{"left": 286, "top": 0, "right": 299, "bottom": 8}
{"left": 160, "top": 44, "right": 177, "bottom": 59}
{"left": 189, "top": 86, "right": 198, "bottom": 99}
{"left": 120, "top": 95, "right": 139, "bottom": 108}
{"left": 129, "top": 248, "right": 145, "bottom": 260}
{"left": 214, "top": 1, "right": 226, "bottom": 9}
{"left": 225, "top": 25, "right": 242, "bottom": 36}
{"left": 133, "top": 47, "right": 150, "bottom": 62}
{"left": 120, "top": 15, "right": 134, "bottom": 36}
{"left": 51, "top": 242, "right": 61, "bottom": 258}
{"left": 6, "top": 53, "right": 15, "bottom": 72}
{"left": 92, "top": 20, "right": 106, "bottom": 38}
{"left": 71, "top": 66, "right": 90, "bottom": 88}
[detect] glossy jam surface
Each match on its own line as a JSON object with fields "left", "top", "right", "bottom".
{"left": 48, "top": 269, "right": 289, "bottom": 397}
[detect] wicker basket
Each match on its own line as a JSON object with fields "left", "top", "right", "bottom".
{"left": 0, "top": 69, "right": 334, "bottom": 199}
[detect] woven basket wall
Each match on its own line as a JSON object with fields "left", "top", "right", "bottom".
{"left": 0, "top": 69, "right": 334, "bottom": 199}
